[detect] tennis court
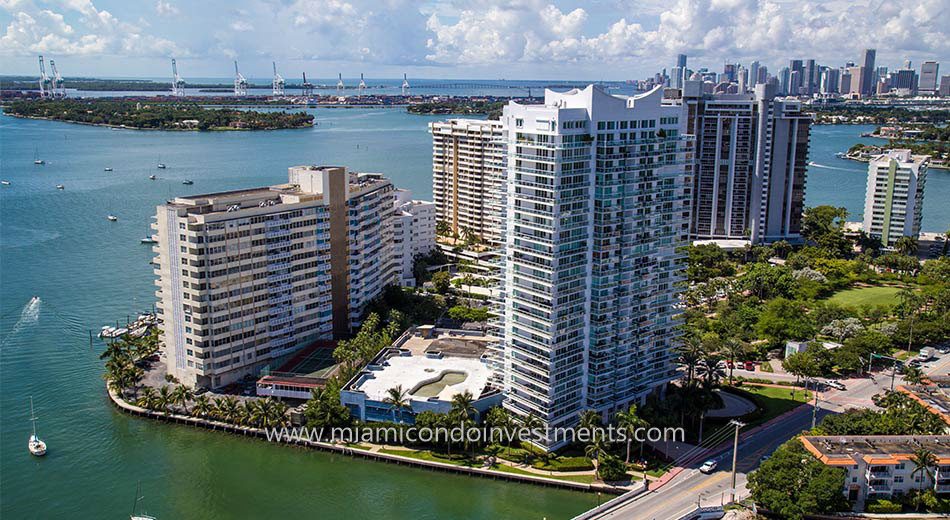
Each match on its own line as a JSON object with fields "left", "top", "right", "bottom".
{"left": 281, "top": 346, "right": 338, "bottom": 378}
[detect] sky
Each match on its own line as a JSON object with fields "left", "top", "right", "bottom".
{"left": 1, "top": 0, "right": 948, "bottom": 81}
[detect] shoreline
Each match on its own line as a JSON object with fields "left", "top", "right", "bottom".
{"left": 1, "top": 112, "right": 313, "bottom": 132}
{"left": 106, "top": 384, "right": 632, "bottom": 496}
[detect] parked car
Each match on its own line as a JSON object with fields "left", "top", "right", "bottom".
{"left": 726, "top": 361, "right": 735, "bottom": 369}
{"left": 699, "top": 459, "right": 718, "bottom": 474}
{"left": 825, "top": 380, "right": 846, "bottom": 391}
{"left": 743, "top": 361, "right": 755, "bottom": 371}
{"left": 759, "top": 454, "right": 771, "bottom": 464}
{"left": 937, "top": 346, "right": 950, "bottom": 355}
{"left": 194, "top": 387, "right": 209, "bottom": 396}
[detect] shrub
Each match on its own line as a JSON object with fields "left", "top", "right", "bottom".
{"left": 866, "top": 499, "right": 902, "bottom": 513}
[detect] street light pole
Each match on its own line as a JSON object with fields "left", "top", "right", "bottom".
{"left": 811, "top": 386, "right": 820, "bottom": 429}
{"left": 729, "top": 419, "right": 745, "bottom": 503}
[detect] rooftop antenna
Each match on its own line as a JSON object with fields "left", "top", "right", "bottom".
{"left": 37, "top": 55, "right": 51, "bottom": 99}
{"left": 401, "top": 73, "right": 410, "bottom": 96}
{"left": 171, "top": 58, "right": 185, "bottom": 97}
{"left": 49, "top": 59, "right": 65, "bottom": 98}
{"left": 301, "top": 72, "right": 314, "bottom": 97}
{"left": 337, "top": 73, "right": 344, "bottom": 94}
{"left": 272, "top": 61, "right": 285, "bottom": 97}
{"left": 233, "top": 60, "right": 247, "bottom": 96}
{"left": 358, "top": 73, "right": 366, "bottom": 98}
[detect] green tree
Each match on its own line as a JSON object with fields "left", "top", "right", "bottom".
{"left": 903, "top": 365, "right": 925, "bottom": 385}
{"left": 911, "top": 449, "right": 938, "bottom": 511}
{"left": 615, "top": 404, "right": 649, "bottom": 465}
{"left": 431, "top": 271, "right": 452, "bottom": 294}
{"left": 894, "top": 236, "right": 919, "bottom": 256}
{"left": 383, "top": 385, "right": 411, "bottom": 423}
{"left": 748, "top": 438, "right": 848, "bottom": 519}
{"left": 756, "top": 298, "right": 815, "bottom": 345}
{"left": 801, "top": 205, "right": 851, "bottom": 257}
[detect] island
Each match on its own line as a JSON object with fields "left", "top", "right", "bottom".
{"left": 3, "top": 99, "right": 314, "bottom": 130}
{"left": 407, "top": 99, "right": 506, "bottom": 119}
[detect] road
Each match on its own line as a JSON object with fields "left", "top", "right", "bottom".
{"left": 590, "top": 354, "right": 950, "bottom": 520}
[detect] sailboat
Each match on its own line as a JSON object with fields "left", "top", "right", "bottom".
{"left": 28, "top": 397, "right": 47, "bottom": 456}
{"left": 33, "top": 147, "right": 45, "bottom": 165}
{"left": 156, "top": 155, "right": 166, "bottom": 169}
{"left": 130, "top": 482, "right": 157, "bottom": 520}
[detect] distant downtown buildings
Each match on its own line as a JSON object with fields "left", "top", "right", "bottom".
{"left": 863, "top": 149, "right": 929, "bottom": 248}
{"left": 154, "top": 166, "right": 415, "bottom": 388}
{"left": 493, "top": 86, "right": 689, "bottom": 447}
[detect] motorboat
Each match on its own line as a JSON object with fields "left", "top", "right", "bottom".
{"left": 182, "top": 180, "right": 194, "bottom": 185}
{"left": 104, "top": 167, "right": 113, "bottom": 172}
{"left": 107, "top": 215, "right": 118, "bottom": 222}
{"left": 1, "top": 180, "right": 10, "bottom": 186}
{"left": 56, "top": 184, "right": 65, "bottom": 190}
{"left": 148, "top": 175, "right": 156, "bottom": 180}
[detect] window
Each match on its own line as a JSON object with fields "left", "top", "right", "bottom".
{"left": 516, "top": 118, "right": 524, "bottom": 128}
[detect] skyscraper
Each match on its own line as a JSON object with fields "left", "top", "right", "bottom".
{"left": 154, "top": 166, "right": 396, "bottom": 388}
{"left": 677, "top": 54, "right": 687, "bottom": 69}
{"left": 789, "top": 59, "right": 804, "bottom": 95}
{"left": 496, "top": 86, "right": 689, "bottom": 448}
{"left": 779, "top": 67, "right": 791, "bottom": 95}
{"left": 863, "top": 149, "right": 928, "bottom": 248}
{"left": 723, "top": 63, "right": 737, "bottom": 83}
{"left": 920, "top": 61, "right": 940, "bottom": 94}
{"left": 804, "top": 59, "right": 817, "bottom": 96}
{"left": 682, "top": 82, "right": 811, "bottom": 244}
{"left": 430, "top": 119, "right": 506, "bottom": 244}
{"left": 861, "top": 49, "right": 876, "bottom": 96}
{"left": 749, "top": 61, "right": 761, "bottom": 88}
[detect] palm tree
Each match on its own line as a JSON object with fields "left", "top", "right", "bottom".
{"left": 720, "top": 339, "right": 746, "bottom": 385}
{"left": 519, "top": 413, "right": 544, "bottom": 453}
{"left": 903, "top": 365, "right": 925, "bottom": 385}
{"left": 898, "top": 288, "right": 922, "bottom": 352}
{"left": 214, "top": 396, "right": 240, "bottom": 423}
{"left": 450, "top": 391, "right": 477, "bottom": 423}
{"left": 171, "top": 385, "right": 193, "bottom": 413}
{"left": 383, "top": 385, "right": 411, "bottom": 423}
{"left": 911, "top": 448, "right": 937, "bottom": 510}
{"left": 678, "top": 335, "right": 704, "bottom": 388}
{"left": 615, "top": 404, "right": 649, "bottom": 465}
{"left": 137, "top": 387, "right": 157, "bottom": 409}
{"left": 155, "top": 385, "right": 173, "bottom": 415}
{"left": 578, "top": 409, "right": 603, "bottom": 436}
{"left": 697, "top": 353, "right": 725, "bottom": 390}
{"left": 585, "top": 435, "right": 610, "bottom": 478}
{"left": 191, "top": 395, "right": 213, "bottom": 418}
{"left": 894, "top": 236, "right": 918, "bottom": 256}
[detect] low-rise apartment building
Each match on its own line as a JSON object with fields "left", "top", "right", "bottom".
{"left": 801, "top": 435, "right": 950, "bottom": 509}
{"left": 154, "top": 165, "right": 396, "bottom": 388}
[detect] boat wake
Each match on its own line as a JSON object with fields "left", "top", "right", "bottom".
{"left": 0, "top": 296, "right": 41, "bottom": 347}
{"left": 807, "top": 161, "right": 857, "bottom": 172}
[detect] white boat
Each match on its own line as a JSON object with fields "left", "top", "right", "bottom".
{"left": 104, "top": 167, "right": 113, "bottom": 172}
{"left": 148, "top": 175, "right": 156, "bottom": 180}
{"left": 56, "top": 184, "right": 65, "bottom": 190}
{"left": 1, "top": 180, "right": 10, "bottom": 186}
{"left": 130, "top": 482, "right": 157, "bottom": 520}
{"left": 157, "top": 164, "right": 166, "bottom": 169}
{"left": 182, "top": 180, "right": 193, "bottom": 185}
{"left": 141, "top": 235, "right": 157, "bottom": 244}
{"left": 28, "top": 397, "right": 47, "bottom": 457}
{"left": 33, "top": 147, "right": 44, "bottom": 165}
{"left": 107, "top": 215, "right": 118, "bottom": 222}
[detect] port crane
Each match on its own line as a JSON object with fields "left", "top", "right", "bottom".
{"left": 233, "top": 61, "right": 248, "bottom": 96}
{"left": 337, "top": 73, "right": 344, "bottom": 94}
{"left": 48, "top": 59, "right": 66, "bottom": 98}
{"left": 171, "top": 58, "right": 185, "bottom": 97}
{"left": 358, "top": 73, "right": 366, "bottom": 98}
{"left": 37, "top": 55, "right": 52, "bottom": 99}
{"left": 301, "top": 72, "right": 314, "bottom": 97}
{"left": 401, "top": 73, "right": 410, "bottom": 96}
{"left": 272, "top": 61, "right": 285, "bottom": 96}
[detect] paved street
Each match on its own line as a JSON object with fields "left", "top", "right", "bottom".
{"left": 588, "top": 353, "right": 949, "bottom": 519}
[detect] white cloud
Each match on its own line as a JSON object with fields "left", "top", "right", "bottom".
{"left": 0, "top": 0, "right": 184, "bottom": 57}
{"left": 424, "top": 0, "right": 950, "bottom": 68}
{"left": 230, "top": 20, "right": 253, "bottom": 32}
{"left": 155, "top": 0, "right": 179, "bottom": 17}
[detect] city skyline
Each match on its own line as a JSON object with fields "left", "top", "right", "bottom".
{"left": 1, "top": 0, "right": 948, "bottom": 80}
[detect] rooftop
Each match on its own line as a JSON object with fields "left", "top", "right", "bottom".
{"left": 898, "top": 385, "right": 950, "bottom": 425}
{"left": 801, "top": 435, "right": 950, "bottom": 466}
{"left": 348, "top": 327, "right": 497, "bottom": 403}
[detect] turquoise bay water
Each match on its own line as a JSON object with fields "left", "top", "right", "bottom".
{"left": 0, "top": 110, "right": 947, "bottom": 519}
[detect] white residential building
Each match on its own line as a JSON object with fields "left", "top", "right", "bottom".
{"left": 495, "top": 85, "right": 691, "bottom": 448}
{"left": 392, "top": 189, "right": 437, "bottom": 287}
{"left": 802, "top": 436, "right": 950, "bottom": 510}
{"left": 862, "top": 149, "right": 929, "bottom": 248}
{"left": 154, "top": 165, "right": 395, "bottom": 388}
{"left": 430, "top": 119, "right": 505, "bottom": 244}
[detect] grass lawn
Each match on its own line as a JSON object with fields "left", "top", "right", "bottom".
{"left": 378, "top": 448, "right": 479, "bottom": 467}
{"left": 490, "top": 463, "right": 599, "bottom": 484}
{"left": 827, "top": 285, "right": 904, "bottom": 308}
{"left": 713, "top": 385, "right": 812, "bottom": 431}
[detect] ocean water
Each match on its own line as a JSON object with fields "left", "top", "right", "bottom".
{"left": 0, "top": 109, "right": 947, "bottom": 519}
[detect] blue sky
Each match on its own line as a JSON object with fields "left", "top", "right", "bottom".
{"left": 1, "top": 0, "right": 948, "bottom": 80}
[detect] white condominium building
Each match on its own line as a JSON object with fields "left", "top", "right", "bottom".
{"left": 496, "top": 85, "right": 691, "bottom": 448}
{"left": 430, "top": 119, "right": 505, "bottom": 244}
{"left": 154, "top": 166, "right": 395, "bottom": 389}
{"left": 863, "top": 149, "right": 928, "bottom": 248}
{"left": 392, "top": 189, "right": 437, "bottom": 287}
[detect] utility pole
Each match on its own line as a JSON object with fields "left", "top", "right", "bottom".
{"left": 811, "top": 385, "right": 820, "bottom": 429}
{"left": 729, "top": 419, "right": 745, "bottom": 503}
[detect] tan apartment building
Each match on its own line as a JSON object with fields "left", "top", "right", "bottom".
{"left": 153, "top": 166, "right": 395, "bottom": 389}
{"left": 429, "top": 119, "right": 505, "bottom": 244}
